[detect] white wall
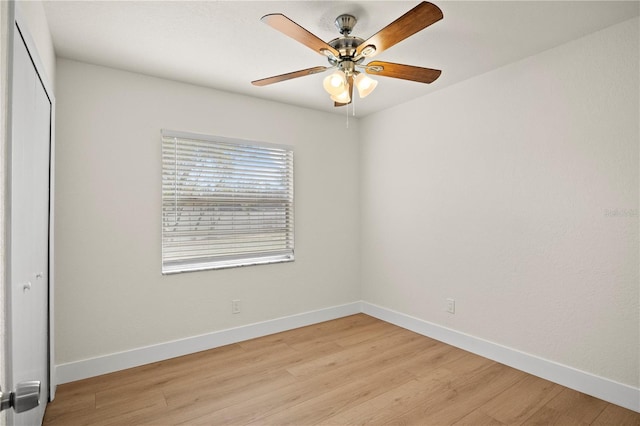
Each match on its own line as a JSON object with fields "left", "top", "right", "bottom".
{"left": 54, "top": 59, "right": 360, "bottom": 365}
{"left": 360, "top": 17, "right": 639, "bottom": 388}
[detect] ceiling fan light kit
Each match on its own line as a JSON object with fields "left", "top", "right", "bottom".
{"left": 252, "top": 1, "right": 443, "bottom": 108}
{"left": 354, "top": 73, "right": 378, "bottom": 98}
{"left": 323, "top": 71, "right": 347, "bottom": 96}
{"left": 330, "top": 89, "right": 351, "bottom": 104}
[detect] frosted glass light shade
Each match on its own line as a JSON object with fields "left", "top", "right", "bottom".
{"left": 354, "top": 73, "right": 378, "bottom": 98}
{"left": 330, "top": 88, "right": 351, "bottom": 103}
{"left": 323, "top": 71, "right": 347, "bottom": 96}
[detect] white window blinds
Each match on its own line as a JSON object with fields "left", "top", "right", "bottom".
{"left": 161, "top": 130, "right": 294, "bottom": 273}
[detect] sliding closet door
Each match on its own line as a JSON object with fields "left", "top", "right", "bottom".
{"left": 9, "top": 24, "right": 51, "bottom": 426}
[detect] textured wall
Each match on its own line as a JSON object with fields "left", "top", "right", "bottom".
{"left": 54, "top": 59, "right": 360, "bottom": 364}
{"left": 360, "top": 18, "right": 639, "bottom": 387}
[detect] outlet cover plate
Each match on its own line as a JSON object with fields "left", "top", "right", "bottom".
{"left": 446, "top": 298, "right": 455, "bottom": 314}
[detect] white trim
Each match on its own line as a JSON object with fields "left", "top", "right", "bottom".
{"left": 361, "top": 301, "right": 640, "bottom": 413}
{"left": 55, "top": 302, "right": 362, "bottom": 384}
{"left": 54, "top": 300, "right": 639, "bottom": 413}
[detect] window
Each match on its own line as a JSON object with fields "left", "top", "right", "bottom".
{"left": 161, "top": 130, "right": 294, "bottom": 273}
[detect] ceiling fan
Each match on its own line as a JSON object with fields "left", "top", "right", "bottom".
{"left": 251, "top": 1, "right": 443, "bottom": 107}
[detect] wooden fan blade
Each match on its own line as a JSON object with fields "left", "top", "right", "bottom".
{"left": 365, "top": 61, "right": 441, "bottom": 84}
{"left": 252, "top": 66, "right": 330, "bottom": 87}
{"left": 356, "top": 2, "right": 443, "bottom": 58}
{"left": 335, "top": 75, "right": 354, "bottom": 107}
{"left": 262, "top": 14, "right": 340, "bottom": 58}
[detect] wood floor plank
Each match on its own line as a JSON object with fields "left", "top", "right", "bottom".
{"left": 236, "top": 314, "right": 378, "bottom": 351}
{"left": 320, "top": 374, "right": 452, "bottom": 425}
{"left": 43, "top": 314, "right": 640, "bottom": 426}
{"left": 330, "top": 319, "right": 405, "bottom": 348}
{"left": 166, "top": 368, "right": 297, "bottom": 425}
{"left": 164, "top": 342, "right": 342, "bottom": 423}
{"left": 591, "top": 403, "right": 640, "bottom": 425}
{"left": 453, "top": 409, "right": 506, "bottom": 426}
{"left": 319, "top": 354, "right": 490, "bottom": 425}
{"left": 38, "top": 391, "right": 95, "bottom": 426}
{"left": 530, "top": 387, "right": 608, "bottom": 424}
{"left": 286, "top": 328, "right": 431, "bottom": 379}
{"left": 399, "top": 339, "right": 467, "bottom": 375}
{"left": 244, "top": 370, "right": 413, "bottom": 425}
{"left": 67, "top": 343, "right": 246, "bottom": 396}
{"left": 520, "top": 406, "right": 590, "bottom": 426}
{"left": 162, "top": 342, "right": 304, "bottom": 400}
{"left": 247, "top": 368, "right": 416, "bottom": 425}
{"left": 384, "top": 361, "right": 527, "bottom": 424}
{"left": 478, "top": 374, "right": 564, "bottom": 424}
{"left": 413, "top": 350, "right": 496, "bottom": 380}
{"left": 49, "top": 389, "right": 169, "bottom": 426}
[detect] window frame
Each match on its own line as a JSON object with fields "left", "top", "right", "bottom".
{"left": 161, "top": 129, "right": 295, "bottom": 274}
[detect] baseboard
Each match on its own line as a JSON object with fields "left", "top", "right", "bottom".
{"left": 55, "top": 301, "right": 362, "bottom": 385}
{"left": 361, "top": 301, "right": 640, "bottom": 413}
{"left": 55, "top": 300, "right": 639, "bottom": 413}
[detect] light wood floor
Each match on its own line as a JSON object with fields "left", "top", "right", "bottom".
{"left": 43, "top": 314, "right": 639, "bottom": 425}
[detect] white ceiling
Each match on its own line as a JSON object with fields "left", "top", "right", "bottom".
{"left": 43, "top": 1, "right": 639, "bottom": 117}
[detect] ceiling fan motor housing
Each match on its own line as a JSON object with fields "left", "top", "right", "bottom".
{"left": 328, "top": 36, "right": 365, "bottom": 63}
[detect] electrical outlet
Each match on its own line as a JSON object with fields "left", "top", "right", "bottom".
{"left": 232, "top": 299, "right": 241, "bottom": 314}
{"left": 446, "top": 298, "right": 455, "bottom": 314}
